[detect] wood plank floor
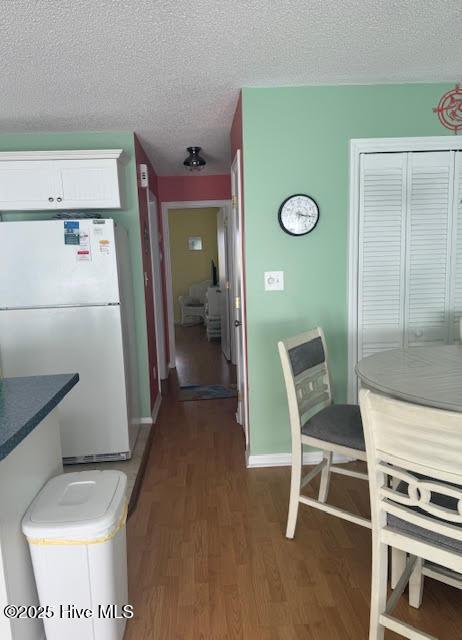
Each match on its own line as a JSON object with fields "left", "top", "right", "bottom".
{"left": 175, "top": 324, "right": 236, "bottom": 386}
{"left": 125, "top": 389, "right": 461, "bottom": 639}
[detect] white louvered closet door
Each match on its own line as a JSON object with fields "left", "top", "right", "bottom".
{"left": 405, "top": 151, "right": 453, "bottom": 347}
{"left": 451, "top": 151, "right": 462, "bottom": 341}
{"left": 358, "top": 153, "right": 407, "bottom": 359}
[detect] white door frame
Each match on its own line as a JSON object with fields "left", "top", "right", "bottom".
{"left": 348, "top": 136, "right": 462, "bottom": 403}
{"left": 161, "top": 199, "right": 232, "bottom": 367}
{"left": 231, "top": 150, "right": 250, "bottom": 451}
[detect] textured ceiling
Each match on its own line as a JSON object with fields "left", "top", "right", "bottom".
{"left": 1, "top": 1, "right": 461, "bottom": 175}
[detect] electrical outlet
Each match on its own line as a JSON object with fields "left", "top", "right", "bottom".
{"left": 264, "top": 271, "right": 284, "bottom": 291}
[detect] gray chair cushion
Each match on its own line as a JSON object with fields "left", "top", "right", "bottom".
{"left": 289, "top": 336, "right": 325, "bottom": 376}
{"left": 301, "top": 404, "right": 365, "bottom": 451}
{"left": 388, "top": 479, "right": 462, "bottom": 554}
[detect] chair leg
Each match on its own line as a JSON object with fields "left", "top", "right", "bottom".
{"left": 369, "top": 538, "right": 388, "bottom": 640}
{"left": 409, "top": 557, "right": 424, "bottom": 608}
{"left": 391, "top": 548, "right": 406, "bottom": 589}
{"left": 286, "top": 444, "right": 302, "bottom": 539}
{"left": 390, "top": 473, "right": 406, "bottom": 590}
{"left": 318, "top": 450, "right": 332, "bottom": 503}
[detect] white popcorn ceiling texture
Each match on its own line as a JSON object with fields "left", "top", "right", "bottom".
{"left": 1, "top": 0, "right": 461, "bottom": 175}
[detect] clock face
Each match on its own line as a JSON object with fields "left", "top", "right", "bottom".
{"left": 278, "top": 194, "right": 319, "bottom": 236}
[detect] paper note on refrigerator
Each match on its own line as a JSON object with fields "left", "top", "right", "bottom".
{"left": 76, "top": 231, "right": 91, "bottom": 261}
{"left": 64, "top": 221, "right": 80, "bottom": 245}
{"left": 99, "top": 239, "right": 111, "bottom": 255}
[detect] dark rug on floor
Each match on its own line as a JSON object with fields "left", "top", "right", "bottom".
{"left": 178, "top": 384, "right": 238, "bottom": 401}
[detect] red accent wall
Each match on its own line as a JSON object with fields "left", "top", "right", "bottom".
{"left": 158, "top": 174, "right": 231, "bottom": 203}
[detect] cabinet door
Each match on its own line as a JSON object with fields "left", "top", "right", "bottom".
{"left": 56, "top": 159, "right": 121, "bottom": 209}
{"left": 358, "top": 153, "right": 407, "bottom": 360}
{"left": 405, "top": 151, "right": 453, "bottom": 347}
{"left": 0, "top": 160, "right": 59, "bottom": 210}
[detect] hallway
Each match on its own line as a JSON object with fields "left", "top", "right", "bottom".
{"left": 175, "top": 323, "right": 236, "bottom": 386}
{"left": 124, "top": 390, "right": 460, "bottom": 639}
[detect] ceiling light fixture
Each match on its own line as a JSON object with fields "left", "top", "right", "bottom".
{"left": 183, "top": 146, "right": 206, "bottom": 172}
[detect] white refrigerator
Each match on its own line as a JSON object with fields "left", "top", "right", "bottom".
{"left": 0, "top": 218, "right": 139, "bottom": 463}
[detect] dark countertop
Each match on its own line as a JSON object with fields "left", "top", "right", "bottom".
{"left": 0, "top": 374, "right": 79, "bottom": 462}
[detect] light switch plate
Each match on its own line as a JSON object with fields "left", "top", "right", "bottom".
{"left": 139, "top": 163, "right": 148, "bottom": 188}
{"left": 264, "top": 271, "right": 284, "bottom": 291}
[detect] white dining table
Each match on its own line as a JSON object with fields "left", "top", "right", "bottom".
{"left": 355, "top": 344, "right": 462, "bottom": 412}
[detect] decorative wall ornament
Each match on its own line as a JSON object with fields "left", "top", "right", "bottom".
{"left": 433, "top": 84, "right": 462, "bottom": 134}
{"left": 188, "top": 236, "right": 202, "bottom": 251}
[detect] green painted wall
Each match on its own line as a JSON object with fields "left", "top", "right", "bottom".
{"left": 0, "top": 131, "right": 151, "bottom": 417}
{"left": 242, "top": 83, "right": 453, "bottom": 455}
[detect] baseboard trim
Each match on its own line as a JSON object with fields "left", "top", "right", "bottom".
{"left": 139, "top": 417, "right": 154, "bottom": 425}
{"left": 151, "top": 393, "right": 162, "bottom": 423}
{"left": 247, "top": 451, "right": 352, "bottom": 468}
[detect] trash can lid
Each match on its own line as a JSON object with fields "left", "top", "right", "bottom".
{"left": 22, "top": 470, "right": 127, "bottom": 542}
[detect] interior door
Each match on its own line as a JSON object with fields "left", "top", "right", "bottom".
{"left": 137, "top": 175, "right": 159, "bottom": 412}
{"left": 405, "top": 151, "right": 453, "bottom": 347}
{"left": 147, "top": 192, "right": 168, "bottom": 380}
{"left": 358, "top": 152, "right": 407, "bottom": 361}
{"left": 231, "top": 150, "right": 249, "bottom": 444}
{"left": 358, "top": 151, "right": 454, "bottom": 360}
{"left": 217, "top": 208, "right": 231, "bottom": 360}
{"left": 452, "top": 151, "right": 462, "bottom": 341}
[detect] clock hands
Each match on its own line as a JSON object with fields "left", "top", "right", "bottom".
{"left": 278, "top": 194, "right": 319, "bottom": 235}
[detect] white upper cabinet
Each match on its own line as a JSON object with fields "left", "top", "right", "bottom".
{"left": 0, "top": 150, "right": 122, "bottom": 210}
{"left": 0, "top": 161, "right": 59, "bottom": 208}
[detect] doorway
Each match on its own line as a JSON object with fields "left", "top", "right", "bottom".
{"left": 161, "top": 200, "right": 237, "bottom": 391}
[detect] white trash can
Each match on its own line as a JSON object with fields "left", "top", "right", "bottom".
{"left": 22, "top": 470, "right": 129, "bottom": 640}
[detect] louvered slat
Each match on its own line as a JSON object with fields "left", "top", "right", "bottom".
{"left": 358, "top": 153, "right": 406, "bottom": 359}
{"left": 406, "top": 152, "right": 452, "bottom": 346}
{"left": 452, "top": 151, "right": 462, "bottom": 341}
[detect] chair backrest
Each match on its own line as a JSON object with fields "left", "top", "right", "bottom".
{"left": 278, "top": 327, "right": 332, "bottom": 444}
{"left": 359, "top": 389, "right": 462, "bottom": 544}
{"left": 189, "top": 280, "right": 212, "bottom": 303}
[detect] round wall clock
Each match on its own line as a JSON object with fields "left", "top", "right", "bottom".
{"left": 278, "top": 194, "right": 320, "bottom": 236}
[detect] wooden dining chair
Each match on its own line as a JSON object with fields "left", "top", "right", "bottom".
{"left": 359, "top": 389, "right": 462, "bottom": 640}
{"left": 278, "top": 327, "right": 370, "bottom": 539}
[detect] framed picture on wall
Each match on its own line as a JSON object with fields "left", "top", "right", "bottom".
{"left": 188, "top": 236, "right": 202, "bottom": 251}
